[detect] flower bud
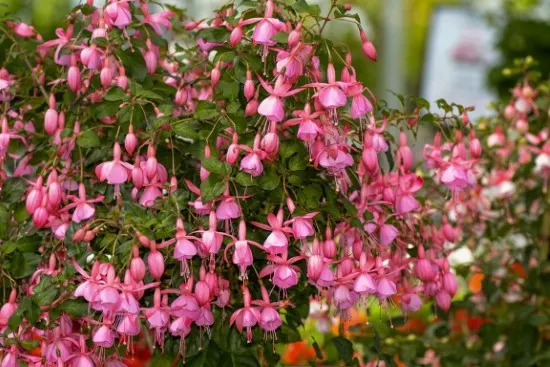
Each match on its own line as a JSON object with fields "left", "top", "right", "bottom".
{"left": 245, "top": 99, "right": 258, "bottom": 117}
{"left": 125, "top": 125, "right": 137, "bottom": 156}
{"left": 32, "top": 207, "right": 49, "bottom": 228}
{"left": 435, "top": 291, "right": 451, "bottom": 311}
{"left": 148, "top": 250, "right": 165, "bottom": 280}
{"left": 229, "top": 26, "right": 243, "bottom": 47}
{"left": 130, "top": 246, "right": 146, "bottom": 281}
{"left": 415, "top": 258, "right": 435, "bottom": 282}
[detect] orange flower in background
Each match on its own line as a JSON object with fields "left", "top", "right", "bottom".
{"left": 395, "top": 316, "right": 427, "bottom": 334}
{"left": 451, "top": 308, "right": 487, "bottom": 334}
{"left": 509, "top": 261, "right": 527, "bottom": 279}
{"left": 282, "top": 341, "right": 316, "bottom": 365}
{"left": 468, "top": 272, "right": 485, "bottom": 293}
{"left": 330, "top": 307, "right": 368, "bottom": 336}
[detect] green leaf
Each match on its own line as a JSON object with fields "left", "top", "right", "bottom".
{"left": 134, "top": 83, "right": 163, "bottom": 100}
{"left": 331, "top": 336, "right": 354, "bottom": 365}
{"left": 201, "top": 157, "right": 232, "bottom": 176}
{"left": 234, "top": 172, "right": 258, "bottom": 187}
{"left": 200, "top": 174, "right": 226, "bottom": 202}
{"left": 302, "top": 184, "right": 323, "bottom": 209}
{"left": 77, "top": 130, "right": 101, "bottom": 148}
{"left": 292, "top": 0, "right": 321, "bottom": 15}
{"left": 103, "top": 87, "right": 127, "bottom": 101}
{"left": 259, "top": 171, "right": 280, "bottom": 191}
{"left": 9, "top": 253, "right": 41, "bottom": 279}
{"left": 312, "top": 338, "right": 324, "bottom": 359}
{"left": 20, "top": 339, "right": 40, "bottom": 351}
{"left": 279, "top": 140, "right": 303, "bottom": 158}
{"left": 60, "top": 299, "right": 89, "bottom": 317}
{"left": 194, "top": 101, "right": 220, "bottom": 120}
{"left": 196, "top": 27, "right": 229, "bottom": 42}
{"left": 0, "top": 206, "right": 8, "bottom": 239}
{"left": 217, "top": 80, "right": 239, "bottom": 100}
{"left": 93, "top": 101, "right": 120, "bottom": 118}
{"left": 288, "top": 154, "right": 308, "bottom": 171}
{"left": 32, "top": 286, "right": 58, "bottom": 306}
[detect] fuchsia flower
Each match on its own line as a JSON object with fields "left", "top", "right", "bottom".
{"left": 95, "top": 142, "right": 133, "bottom": 185}
{"left": 64, "top": 183, "right": 104, "bottom": 222}
{"left": 250, "top": 208, "right": 292, "bottom": 254}
{"left": 140, "top": 3, "right": 174, "bottom": 36}
{"left": 105, "top": 0, "right": 132, "bottom": 29}
{"left": 250, "top": 286, "right": 289, "bottom": 339}
{"left": 230, "top": 287, "right": 261, "bottom": 343}
{"left": 173, "top": 218, "right": 199, "bottom": 277}
{"left": 259, "top": 250, "right": 302, "bottom": 291}
{"left": 38, "top": 25, "right": 74, "bottom": 65}
{"left": 282, "top": 103, "right": 323, "bottom": 142}
{"left": 258, "top": 75, "right": 304, "bottom": 122}
{"left": 285, "top": 212, "right": 318, "bottom": 239}
{"left": 224, "top": 220, "right": 265, "bottom": 277}
{"left": 7, "top": 22, "right": 36, "bottom": 38}
{"left": 240, "top": 134, "right": 268, "bottom": 176}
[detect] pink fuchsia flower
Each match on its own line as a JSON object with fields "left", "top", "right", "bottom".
{"left": 140, "top": 3, "right": 174, "bottom": 36}
{"left": 173, "top": 218, "right": 199, "bottom": 278}
{"left": 0, "top": 117, "right": 27, "bottom": 159}
{"left": 282, "top": 103, "right": 323, "bottom": 142}
{"left": 64, "top": 183, "right": 104, "bottom": 223}
{"left": 250, "top": 208, "right": 293, "bottom": 255}
{"left": 259, "top": 251, "right": 303, "bottom": 290}
{"left": 196, "top": 211, "right": 233, "bottom": 254}
{"left": 105, "top": 0, "right": 132, "bottom": 29}
{"left": 171, "top": 280, "right": 200, "bottom": 322}
{"left": 215, "top": 188, "right": 242, "bottom": 220}
{"left": 144, "top": 289, "right": 171, "bottom": 348}
{"left": 257, "top": 75, "right": 304, "bottom": 122}
{"left": 224, "top": 220, "right": 265, "bottom": 277}
{"left": 239, "top": 134, "right": 268, "bottom": 177}
{"left": 6, "top": 22, "right": 36, "bottom": 38}
{"left": 285, "top": 212, "right": 318, "bottom": 239}
{"left": 230, "top": 287, "right": 261, "bottom": 343}
{"left": 238, "top": 0, "right": 287, "bottom": 60}
{"left": 395, "top": 173, "right": 423, "bottom": 215}
{"left": 38, "top": 25, "right": 74, "bottom": 66}
{"left": 401, "top": 293, "right": 422, "bottom": 312}
{"left": 364, "top": 214, "right": 399, "bottom": 247}
{"left": 184, "top": 179, "right": 212, "bottom": 215}
{"left": 95, "top": 142, "right": 133, "bottom": 185}
{"left": 251, "top": 286, "right": 288, "bottom": 339}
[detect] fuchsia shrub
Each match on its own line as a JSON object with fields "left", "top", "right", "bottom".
{"left": 0, "top": 0, "right": 479, "bottom": 365}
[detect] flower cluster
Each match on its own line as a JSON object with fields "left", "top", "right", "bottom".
{"left": 0, "top": 0, "right": 479, "bottom": 365}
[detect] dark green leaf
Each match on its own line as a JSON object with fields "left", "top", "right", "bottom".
{"left": 200, "top": 174, "right": 226, "bottom": 202}
{"left": 60, "top": 299, "right": 89, "bottom": 317}
{"left": 201, "top": 157, "right": 232, "bottom": 176}
{"left": 0, "top": 206, "right": 8, "bottom": 239}
{"left": 103, "top": 87, "right": 127, "bottom": 101}
{"left": 194, "top": 101, "right": 220, "bottom": 120}
{"left": 331, "top": 336, "right": 354, "bottom": 365}
{"left": 259, "top": 171, "right": 280, "bottom": 191}
{"left": 77, "top": 130, "right": 101, "bottom": 148}
{"left": 32, "top": 286, "right": 58, "bottom": 306}
{"left": 288, "top": 154, "right": 308, "bottom": 171}
{"left": 234, "top": 172, "right": 258, "bottom": 187}
{"left": 9, "top": 252, "right": 41, "bottom": 279}
{"left": 312, "top": 338, "right": 324, "bottom": 359}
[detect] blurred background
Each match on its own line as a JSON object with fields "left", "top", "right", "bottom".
{"left": 2, "top": 0, "right": 550, "bottom": 115}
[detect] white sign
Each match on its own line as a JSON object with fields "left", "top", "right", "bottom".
{"left": 421, "top": 6, "right": 498, "bottom": 119}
